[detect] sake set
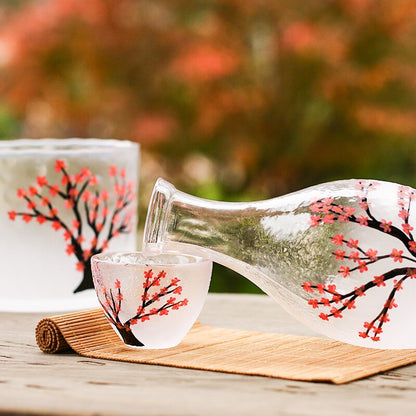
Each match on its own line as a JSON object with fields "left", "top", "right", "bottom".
{"left": 2, "top": 138, "right": 415, "bottom": 350}
{"left": 142, "top": 178, "right": 416, "bottom": 349}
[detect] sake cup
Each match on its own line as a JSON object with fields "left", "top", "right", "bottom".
{"left": 91, "top": 251, "right": 212, "bottom": 349}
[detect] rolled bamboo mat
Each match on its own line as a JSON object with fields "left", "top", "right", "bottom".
{"left": 35, "top": 308, "right": 416, "bottom": 384}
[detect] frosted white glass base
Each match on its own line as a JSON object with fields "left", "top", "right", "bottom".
{"left": 0, "top": 290, "right": 99, "bottom": 312}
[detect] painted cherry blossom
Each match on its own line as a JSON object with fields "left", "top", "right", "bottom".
{"left": 303, "top": 180, "right": 416, "bottom": 342}
{"left": 98, "top": 269, "right": 189, "bottom": 346}
{"left": 8, "top": 160, "right": 136, "bottom": 293}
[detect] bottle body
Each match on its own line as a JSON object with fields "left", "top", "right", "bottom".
{"left": 144, "top": 178, "right": 416, "bottom": 349}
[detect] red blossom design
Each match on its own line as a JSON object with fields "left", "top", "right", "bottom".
{"left": 109, "top": 165, "right": 117, "bottom": 177}
{"left": 390, "top": 249, "right": 403, "bottom": 262}
{"left": 54, "top": 159, "right": 66, "bottom": 172}
{"left": 17, "top": 189, "right": 27, "bottom": 198}
{"left": 304, "top": 180, "right": 416, "bottom": 343}
{"left": 36, "top": 216, "right": 46, "bottom": 224}
{"left": 319, "top": 313, "right": 329, "bottom": 321}
{"left": 331, "top": 234, "right": 344, "bottom": 246}
{"left": 302, "top": 281, "right": 313, "bottom": 292}
{"left": 7, "top": 161, "right": 136, "bottom": 293}
{"left": 37, "top": 176, "right": 48, "bottom": 187}
{"left": 98, "top": 269, "right": 189, "bottom": 347}
{"left": 22, "top": 213, "right": 32, "bottom": 223}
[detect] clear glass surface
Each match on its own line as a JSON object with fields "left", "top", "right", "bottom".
{"left": 91, "top": 251, "right": 212, "bottom": 349}
{"left": 143, "top": 178, "right": 416, "bottom": 349}
{"left": 0, "top": 138, "right": 139, "bottom": 311}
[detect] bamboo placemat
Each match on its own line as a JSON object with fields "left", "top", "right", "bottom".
{"left": 35, "top": 308, "right": 416, "bottom": 384}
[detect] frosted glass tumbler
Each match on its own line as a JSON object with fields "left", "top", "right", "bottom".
{"left": 0, "top": 138, "right": 139, "bottom": 312}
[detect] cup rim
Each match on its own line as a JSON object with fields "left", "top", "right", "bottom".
{"left": 0, "top": 138, "right": 139, "bottom": 153}
{"left": 91, "top": 251, "right": 212, "bottom": 268}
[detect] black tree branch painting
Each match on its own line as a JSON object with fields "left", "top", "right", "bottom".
{"left": 97, "top": 269, "right": 189, "bottom": 347}
{"left": 303, "top": 180, "right": 416, "bottom": 342}
{"left": 8, "top": 160, "right": 136, "bottom": 293}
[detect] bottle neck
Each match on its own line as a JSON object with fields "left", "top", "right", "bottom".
{"left": 143, "top": 178, "right": 258, "bottom": 254}
{"left": 142, "top": 179, "right": 298, "bottom": 308}
{"left": 142, "top": 178, "right": 317, "bottom": 310}
{"left": 143, "top": 178, "right": 175, "bottom": 251}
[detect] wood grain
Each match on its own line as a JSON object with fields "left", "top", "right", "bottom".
{"left": 2, "top": 294, "right": 416, "bottom": 416}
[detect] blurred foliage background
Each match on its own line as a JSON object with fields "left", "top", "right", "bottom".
{"left": 1, "top": 0, "right": 416, "bottom": 293}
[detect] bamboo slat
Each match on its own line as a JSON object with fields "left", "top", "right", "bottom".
{"left": 35, "top": 308, "right": 416, "bottom": 384}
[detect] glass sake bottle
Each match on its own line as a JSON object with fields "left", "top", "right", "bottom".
{"left": 143, "top": 178, "right": 416, "bottom": 349}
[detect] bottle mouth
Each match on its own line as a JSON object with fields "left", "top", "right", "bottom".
{"left": 143, "top": 178, "right": 176, "bottom": 250}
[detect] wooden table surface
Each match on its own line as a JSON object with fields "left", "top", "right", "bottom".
{"left": 1, "top": 293, "right": 416, "bottom": 416}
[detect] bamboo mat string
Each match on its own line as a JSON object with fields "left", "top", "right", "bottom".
{"left": 35, "top": 308, "right": 416, "bottom": 384}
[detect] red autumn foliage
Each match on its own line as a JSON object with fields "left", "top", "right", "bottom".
{"left": 1, "top": 0, "right": 416, "bottom": 203}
